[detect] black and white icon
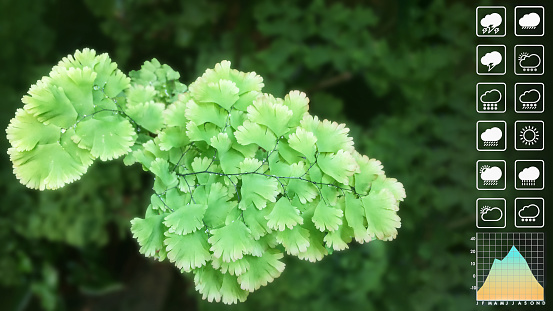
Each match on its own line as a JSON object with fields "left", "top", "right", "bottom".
{"left": 477, "top": 83, "right": 506, "bottom": 113}
{"left": 477, "top": 160, "right": 506, "bottom": 190}
{"left": 477, "top": 198, "right": 506, "bottom": 228}
{"left": 515, "top": 120, "right": 544, "bottom": 151}
{"left": 515, "top": 197, "right": 544, "bottom": 228}
{"left": 515, "top": 6, "right": 544, "bottom": 36}
{"left": 515, "top": 83, "right": 544, "bottom": 113}
{"left": 477, "top": 6, "right": 506, "bottom": 37}
{"left": 477, "top": 121, "right": 506, "bottom": 151}
{"left": 515, "top": 160, "right": 544, "bottom": 190}
{"left": 477, "top": 45, "right": 506, "bottom": 75}
{"left": 514, "top": 45, "right": 544, "bottom": 75}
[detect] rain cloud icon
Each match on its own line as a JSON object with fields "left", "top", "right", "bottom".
{"left": 518, "top": 166, "right": 540, "bottom": 186}
{"left": 519, "top": 89, "right": 541, "bottom": 110}
{"left": 480, "top": 127, "right": 502, "bottom": 146}
{"left": 480, "top": 206, "right": 503, "bottom": 222}
{"left": 518, "top": 204, "right": 540, "bottom": 222}
{"left": 519, "top": 12, "right": 541, "bottom": 29}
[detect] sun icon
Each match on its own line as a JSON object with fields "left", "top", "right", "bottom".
{"left": 519, "top": 125, "right": 540, "bottom": 145}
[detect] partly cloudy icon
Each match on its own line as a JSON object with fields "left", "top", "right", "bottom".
{"left": 518, "top": 166, "right": 540, "bottom": 186}
{"left": 518, "top": 52, "right": 541, "bottom": 71}
{"left": 518, "top": 204, "right": 540, "bottom": 222}
{"left": 481, "top": 127, "right": 502, "bottom": 146}
{"left": 519, "top": 12, "right": 541, "bottom": 29}
{"left": 481, "top": 51, "right": 503, "bottom": 71}
{"left": 480, "top": 206, "right": 503, "bottom": 222}
{"left": 480, "top": 165, "right": 502, "bottom": 185}
{"left": 480, "top": 89, "right": 502, "bottom": 103}
{"left": 480, "top": 13, "right": 503, "bottom": 34}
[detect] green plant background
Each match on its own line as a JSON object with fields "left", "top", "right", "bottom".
{"left": 0, "top": 0, "right": 519, "bottom": 310}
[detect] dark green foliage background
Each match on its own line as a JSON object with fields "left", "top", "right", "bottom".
{"left": 0, "top": 0, "right": 521, "bottom": 310}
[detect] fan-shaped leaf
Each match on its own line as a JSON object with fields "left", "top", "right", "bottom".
{"left": 283, "top": 90, "right": 309, "bottom": 127}
{"left": 22, "top": 77, "right": 78, "bottom": 128}
{"left": 164, "top": 203, "right": 207, "bottom": 235}
{"left": 234, "top": 120, "right": 277, "bottom": 151}
{"left": 287, "top": 128, "right": 317, "bottom": 162}
{"left": 362, "top": 189, "right": 401, "bottom": 241}
{"left": 165, "top": 231, "right": 211, "bottom": 272}
{"left": 300, "top": 115, "right": 354, "bottom": 153}
{"left": 247, "top": 95, "right": 293, "bottom": 137}
{"left": 276, "top": 225, "right": 310, "bottom": 255}
{"left": 208, "top": 221, "right": 254, "bottom": 262}
{"left": 130, "top": 213, "right": 168, "bottom": 260}
{"left": 6, "top": 109, "right": 60, "bottom": 151}
{"left": 265, "top": 197, "right": 303, "bottom": 231}
{"left": 126, "top": 101, "right": 165, "bottom": 133}
{"left": 72, "top": 114, "right": 135, "bottom": 161}
{"left": 189, "top": 78, "right": 240, "bottom": 111}
{"left": 317, "top": 150, "right": 359, "bottom": 185}
{"left": 312, "top": 199, "right": 343, "bottom": 232}
{"left": 237, "top": 250, "right": 285, "bottom": 292}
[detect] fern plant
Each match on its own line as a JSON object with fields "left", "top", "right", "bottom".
{"left": 6, "top": 49, "right": 405, "bottom": 304}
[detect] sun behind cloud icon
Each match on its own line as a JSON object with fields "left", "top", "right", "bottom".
{"left": 480, "top": 206, "right": 503, "bottom": 222}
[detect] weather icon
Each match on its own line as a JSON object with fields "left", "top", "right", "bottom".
{"left": 518, "top": 204, "right": 540, "bottom": 222}
{"left": 481, "top": 13, "right": 502, "bottom": 34}
{"left": 481, "top": 51, "right": 503, "bottom": 71}
{"left": 480, "top": 165, "right": 502, "bottom": 185}
{"left": 519, "top": 89, "right": 541, "bottom": 109}
{"left": 519, "top": 13, "right": 541, "bottom": 29}
{"left": 518, "top": 166, "right": 540, "bottom": 186}
{"left": 519, "top": 125, "right": 540, "bottom": 145}
{"left": 480, "top": 206, "right": 503, "bottom": 222}
{"left": 481, "top": 127, "right": 502, "bottom": 146}
{"left": 518, "top": 52, "right": 541, "bottom": 72}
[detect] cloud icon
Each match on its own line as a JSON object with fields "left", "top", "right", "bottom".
{"left": 518, "top": 204, "right": 540, "bottom": 221}
{"left": 481, "top": 13, "right": 503, "bottom": 33}
{"left": 519, "top": 166, "right": 540, "bottom": 186}
{"left": 480, "top": 206, "right": 503, "bottom": 222}
{"left": 518, "top": 53, "right": 541, "bottom": 70}
{"left": 480, "top": 166, "right": 502, "bottom": 182}
{"left": 480, "top": 89, "right": 502, "bottom": 104}
{"left": 481, "top": 51, "right": 502, "bottom": 71}
{"left": 519, "top": 89, "right": 541, "bottom": 103}
{"left": 481, "top": 127, "right": 502, "bottom": 146}
{"left": 519, "top": 12, "right": 540, "bottom": 29}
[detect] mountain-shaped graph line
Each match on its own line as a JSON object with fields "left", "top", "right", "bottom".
{"left": 477, "top": 246, "right": 544, "bottom": 301}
